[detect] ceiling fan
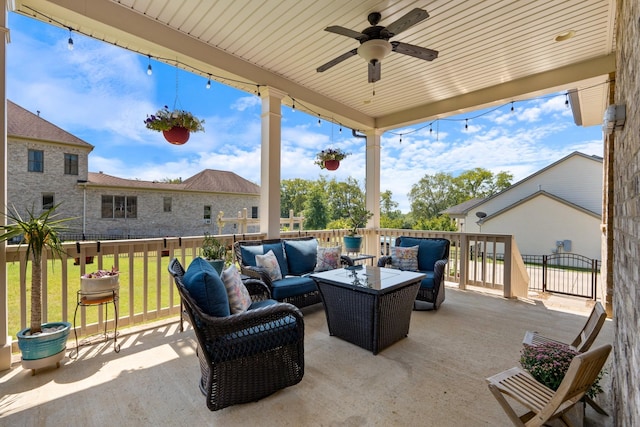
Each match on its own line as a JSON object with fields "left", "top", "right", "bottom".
{"left": 317, "top": 8, "right": 439, "bottom": 83}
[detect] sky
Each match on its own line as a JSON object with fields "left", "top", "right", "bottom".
{"left": 7, "top": 13, "right": 604, "bottom": 213}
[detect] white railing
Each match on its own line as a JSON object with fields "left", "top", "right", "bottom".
{"left": 6, "top": 229, "right": 528, "bottom": 352}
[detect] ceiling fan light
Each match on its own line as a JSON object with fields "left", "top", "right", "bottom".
{"left": 357, "top": 39, "right": 392, "bottom": 63}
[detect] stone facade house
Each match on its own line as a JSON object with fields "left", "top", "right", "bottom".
{"left": 7, "top": 100, "right": 260, "bottom": 239}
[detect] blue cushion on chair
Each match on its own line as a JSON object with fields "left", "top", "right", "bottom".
{"left": 240, "top": 243, "right": 289, "bottom": 276}
{"left": 284, "top": 239, "right": 318, "bottom": 275}
{"left": 183, "top": 257, "right": 230, "bottom": 317}
{"left": 270, "top": 276, "right": 317, "bottom": 300}
{"left": 399, "top": 237, "right": 448, "bottom": 271}
{"left": 419, "top": 271, "right": 436, "bottom": 289}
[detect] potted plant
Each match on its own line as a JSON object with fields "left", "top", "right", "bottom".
{"left": 201, "top": 232, "right": 227, "bottom": 275}
{"left": 81, "top": 267, "right": 119, "bottom": 301}
{"left": 343, "top": 203, "right": 373, "bottom": 253}
{"left": 144, "top": 105, "right": 205, "bottom": 145}
{"left": 521, "top": 342, "right": 604, "bottom": 399}
{"left": 0, "top": 204, "right": 74, "bottom": 373}
{"left": 314, "top": 148, "right": 349, "bottom": 171}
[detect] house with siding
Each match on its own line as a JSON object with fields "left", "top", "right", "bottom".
{"left": 7, "top": 100, "right": 260, "bottom": 238}
{"left": 442, "top": 152, "right": 603, "bottom": 259}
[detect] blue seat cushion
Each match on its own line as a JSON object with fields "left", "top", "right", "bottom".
{"left": 182, "top": 257, "right": 230, "bottom": 317}
{"left": 270, "top": 276, "right": 317, "bottom": 300}
{"left": 284, "top": 239, "right": 318, "bottom": 275}
{"left": 207, "top": 314, "right": 301, "bottom": 363}
{"left": 240, "top": 242, "right": 289, "bottom": 276}
{"left": 399, "top": 237, "right": 448, "bottom": 271}
{"left": 418, "top": 271, "right": 436, "bottom": 289}
{"left": 248, "top": 299, "right": 279, "bottom": 310}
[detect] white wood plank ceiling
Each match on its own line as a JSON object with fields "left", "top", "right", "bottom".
{"left": 13, "top": 0, "right": 616, "bottom": 131}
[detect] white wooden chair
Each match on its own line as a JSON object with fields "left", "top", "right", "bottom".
{"left": 486, "top": 344, "right": 611, "bottom": 427}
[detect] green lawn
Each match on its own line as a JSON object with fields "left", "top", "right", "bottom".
{"left": 7, "top": 252, "right": 194, "bottom": 338}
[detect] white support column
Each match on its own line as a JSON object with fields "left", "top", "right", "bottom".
{"left": 260, "top": 87, "right": 286, "bottom": 239}
{"left": 365, "top": 129, "right": 382, "bottom": 251}
{"left": 0, "top": 1, "right": 11, "bottom": 371}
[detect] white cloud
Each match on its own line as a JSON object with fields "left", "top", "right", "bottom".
{"left": 231, "top": 96, "right": 260, "bottom": 111}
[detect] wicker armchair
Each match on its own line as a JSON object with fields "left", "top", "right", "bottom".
{"left": 168, "top": 258, "right": 305, "bottom": 411}
{"left": 378, "top": 236, "right": 449, "bottom": 310}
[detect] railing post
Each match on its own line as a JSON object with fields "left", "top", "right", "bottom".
{"left": 459, "top": 233, "right": 468, "bottom": 290}
{"left": 542, "top": 255, "right": 547, "bottom": 293}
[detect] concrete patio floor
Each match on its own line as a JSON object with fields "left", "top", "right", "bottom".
{"left": 0, "top": 286, "right": 613, "bottom": 426}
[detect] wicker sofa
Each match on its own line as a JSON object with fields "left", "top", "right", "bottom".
{"left": 234, "top": 236, "right": 353, "bottom": 308}
{"left": 378, "top": 236, "right": 450, "bottom": 310}
{"left": 168, "top": 258, "right": 305, "bottom": 411}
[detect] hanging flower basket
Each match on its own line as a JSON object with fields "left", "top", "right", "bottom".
{"left": 314, "top": 148, "right": 349, "bottom": 170}
{"left": 144, "top": 106, "right": 205, "bottom": 145}
{"left": 162, "top": 127, "right": 190, "bottom": 145}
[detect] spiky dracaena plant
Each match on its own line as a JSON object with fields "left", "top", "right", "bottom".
{"left": 0, "top": 204, "right": 72, "bottom": 334}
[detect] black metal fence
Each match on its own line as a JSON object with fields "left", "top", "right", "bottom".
{"left": 521, "top": 253, "right": 600, "bottom": 299}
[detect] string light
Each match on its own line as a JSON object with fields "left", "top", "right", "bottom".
{"left": 465, "top": 118, "right": 468, "bottom": 130}
{"left": 565, "top": 93, "right": 569, "bottom": 107}
{"left": 206, "top": 74, "right": 211, "bottom": 89}
{"left": 67, "top": 28, "right": 74, "bottom": 50}
{"left": 256, "top": 85, "right": 261, "bottom": 96}
{"left": 429, "top": 124, "right": 433, "bottom": 134}
{"left": 399, "top": 134, "right": 402, "bottom": 144}
{"left": 317, "top": 115, "right": 322, "bottom": 126}
{"left": 147, "top": 55, "right": 153, "bottom": 75}
{"left": 510, "top": 101, "right": 514, "bottom": 113}
{"left": 339, "top": 126, "right": 342, "bottom": 134}
{"left": 292, "top": 99, "right": 296, "bottom": 112}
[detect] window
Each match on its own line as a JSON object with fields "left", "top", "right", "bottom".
{"left": 251, "top": 206, "right": 258, "bottom": 219}
{"left": 64, "top": 153, "right": 78, "bottom": 175}
{"left": 163, "top": 197, "right": 172, "bottom": 212}
{"left": 42, "top": 193, "right": 54, "bottom": 210}
{"left": 28, "top": 149, "right": 44, "bottom": 172}
{"left": 204, "top": 205, "right": 211, "bottom": 220}
{"left": 101, "top": 195, "right": 137, "bottom": 219}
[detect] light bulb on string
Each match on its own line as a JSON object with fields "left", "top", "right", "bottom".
{"left": 67, "top": 28, "right": 74, "bottom": 51}
{"left": 339, "top": 126, "right": 342, "bottom": 134}
{"left": 511, "top": 101, "right": 515, "bottom": 113}
{"left": 317, "top": 116, "right": 322, "bottom": 127}
{"left": 256, "top": 85, "right": 261, "bottom": 96}
{"left": 292, "top": 99, "right": 296, "bottom": 112}
{"left": 565, "top": 93, "right": 569, "bottom": 107}
{"left": 465, "top": 118, "right": 468, "bottom": 131}
{"left": 147, "top": 55, "right": 153, "bottom": 75}
{"left": 429, "top": 124, "right": 433, "bottom": 134}
{"left": 399, "top": 134, "right": 402, "bottom": 144}
{"left": 206, "top": 74, "right": 211, "bottom": 89}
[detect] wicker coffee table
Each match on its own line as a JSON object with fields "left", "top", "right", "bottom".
{"left": 310, "top": 266, "right": 424, "bottom": 354}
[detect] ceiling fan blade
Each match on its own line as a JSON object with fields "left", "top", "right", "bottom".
{"left": 317, "top": 48, "right": 358, "bottom": 72}
{"left": 368, "top": 61, "right": 381, "bottom": 83}
{"left": 382, "top": 8, "right": 429, "bottom": 38}
{"left": 392, "top": 41, "right": 438, "bottom": 61}
{"left": 325, "top": 26, "right": 368, "bottom": 41}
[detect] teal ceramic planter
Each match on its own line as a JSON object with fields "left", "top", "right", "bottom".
{"left": 343, "top": 235, "right": 363, "bottom": 253}
{"left": 17, "top": 321, "right": 71, "bottom": 361}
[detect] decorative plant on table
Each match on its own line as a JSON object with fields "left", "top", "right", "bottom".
{"left": 314, "top": 148, "right": 349, "bottom": 170}
{"left": 521, "top": 342, "right": 604, "bottom": 398}
{"left": 0, "top": 204, "right": 75, "bottom": 371}
{"left": 144, "top": 105, "right": 205, "bottom": 145}
{"left": 201, "top": 232, "right": 227, "bottom": 275}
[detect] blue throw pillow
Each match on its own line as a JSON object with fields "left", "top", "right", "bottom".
{"left": 239, "top": 243, "right": 289, "bottom": 276}
{"left": 182, "top": 257, "right": 230, "bottom": 317}
{"left": 399, "top": 237, "right": 448, "bottom": 271}
{"left": 284, "top": 238, "right": 318, "bottom": 275}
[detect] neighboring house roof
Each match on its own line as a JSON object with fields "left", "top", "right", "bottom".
{"left": 86, "top": 169, "right": 260, "bottom": 195}
{"left": 480, "top": 190, "right": 600, "bottom": 223}
{"left": 441, "top": 197, "right": 485, "bottom": 216}
{"left": 441, "top": 151, "right": 603, "bottom": 215}
{"left": 7, "top": 100, "right": 93, "bottom": 149}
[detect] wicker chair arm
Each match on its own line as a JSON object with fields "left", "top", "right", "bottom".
{"left": 196, "top": 301, "right": 304, "bottom": 342}
{"left": 240, "top": 265, "right": 273, "bottom": 287}
{"left": 340, "top": 255, "right": 354, "bottom": 267}
{"left": 433, "top": 258, "right": 448, "bottom": 284}
{"left": 242, "top": 277, "right": 272, "bottom": 301}
{"left": 378, "top": 255, "right": 392, "bottom": 267}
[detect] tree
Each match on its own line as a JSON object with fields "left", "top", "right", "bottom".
{"left": 303, "top": 183, "right": 329, "bottom": 230}
{"left": 409, "top": 168, "right": 513, "bottom": 224}
{"left": 281, "top": 178, "right": 313, "bottom": 217}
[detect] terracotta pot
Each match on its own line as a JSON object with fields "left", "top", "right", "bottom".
{"left": 324, "top": 159, "right": 340, "bottom": 170}
{"left": 162, "top": 126, "right": 190, "bottom": 145}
